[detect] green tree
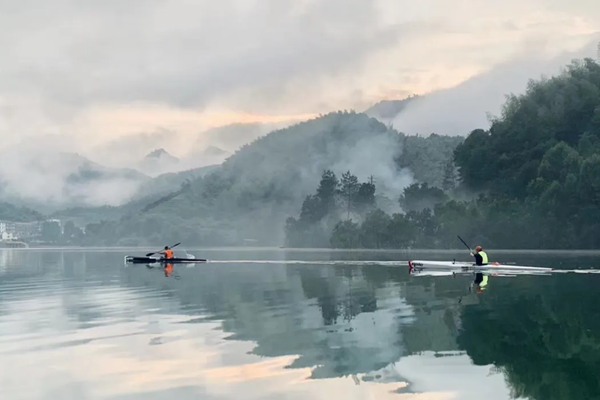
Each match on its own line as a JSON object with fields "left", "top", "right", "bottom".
{"left": 41, "top": 221, "right": 62, "bottom": 243}
{"left": 316, "top": 170, "right": 339, "bottom": 215}
{"left": 385, "top": 213, "right": 415, "bottom": 248}
{"left": 442, "top": 160, "right": 458, "bottom": 191}
{"left": 330, "top": 220, "right": 361, "bottom": 248}
{"left": 299, "top": 195, "right": 323, "bottom": 223}
{"left": 356, "top": 182, "right": 376, "bottom": 212}
{"left": 399, "top": 183, "right": 448, "bottom": 213}
{"left": 62, "top": 220, "right": 84, "bottom": 244}
{"left": 359, "top": 209, "right": 391, "bottom": 248}
{"left": 338, "top": 171, "right": 360, "bottom": 219}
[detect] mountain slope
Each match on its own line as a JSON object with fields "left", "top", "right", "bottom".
{"left": 84, "top": 112, "right": 410, "bottom": 245}
{"left": 79, "top": 111, "right": 465, "bottom": 246}
{"left": 364, "top": 95, "right": 420, "bottom": 123}
{"left": 134, "top": 164, "right": 219, "bottom": 199}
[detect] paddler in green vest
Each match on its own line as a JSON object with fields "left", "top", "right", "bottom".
{"left": 470, "top": 245, "right": 489, "bottom": 292}
{"left": 470, "top": 245, "right": 488, "bottom": 266}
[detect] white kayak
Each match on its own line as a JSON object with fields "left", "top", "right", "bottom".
{"left": 408, "top": 260, "right": 554, "bottom": 273}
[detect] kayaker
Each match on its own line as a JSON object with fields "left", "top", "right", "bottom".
{"left": 161, "top": 246, "right": 174, "bottom": 259}
{"left": 470, "top": 245, "right": 488, "bottom": 266}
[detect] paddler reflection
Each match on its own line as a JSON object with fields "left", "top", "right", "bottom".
{"left": 472, "top": 272, "right": 489, "bottom": 293}
{"left": 164, "top": 263, "right": 173, "bottom": 277}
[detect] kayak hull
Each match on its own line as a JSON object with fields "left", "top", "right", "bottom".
{"left": 408, "top": 260, "right": 553, "bottom": 273}
{"left": 125, "top": 256, "right": 208, "bottom": 264}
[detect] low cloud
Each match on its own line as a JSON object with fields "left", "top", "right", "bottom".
{"left": 392, "top": 35, "right": 600, "bottom": 136}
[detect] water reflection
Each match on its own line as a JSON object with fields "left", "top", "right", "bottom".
{"left": 0, "top": 250, "right": 599, "bottom": 399}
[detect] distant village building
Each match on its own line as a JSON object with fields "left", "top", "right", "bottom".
{"left": 1, "top": 231, "right": 15, "bottom": 241}
{"left": 0, "top": 219, "right": 59, "bottom": 241}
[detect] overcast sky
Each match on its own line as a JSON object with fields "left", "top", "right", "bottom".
{"left": 1, "top": 0, "right": 599, "bottom": 149}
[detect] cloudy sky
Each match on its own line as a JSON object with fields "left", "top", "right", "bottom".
{"left": 1, "top": 0, "right": 599, "bottom": 150}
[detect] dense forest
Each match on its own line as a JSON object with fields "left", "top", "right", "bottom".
{"left": 285, "top": 58, "right": 600, "bottom": 249}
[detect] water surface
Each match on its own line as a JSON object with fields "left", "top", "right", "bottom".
{"left": 1, "top": 248, "right": 600, "bottom": 400}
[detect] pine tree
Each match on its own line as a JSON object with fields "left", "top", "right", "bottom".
{"left": 442, "top": 160, "right": 457, "bottom": 191}
{"left": 339, "top": 171, "right": 360, "bottom": 219}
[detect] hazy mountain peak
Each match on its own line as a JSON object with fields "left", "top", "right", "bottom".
{"left": 144, "top": 148, "right": 179, "bottom": 161}
{"left": 138, "top": 148, "right": 181, "bottom": 177}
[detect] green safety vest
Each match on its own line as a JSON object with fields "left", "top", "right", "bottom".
{"left": 479, "top": 251, "right": 488, "bottom": 264}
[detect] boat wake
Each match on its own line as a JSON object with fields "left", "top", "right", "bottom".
{"left": 126, "top": 257, "right": 600, "bottom": 275}
{"left": 206, "top": 260, "right": 409, "bottom": 266}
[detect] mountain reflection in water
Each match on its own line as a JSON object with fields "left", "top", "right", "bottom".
{"left": 0, "top": 249, "right": 599, "bottom": 400}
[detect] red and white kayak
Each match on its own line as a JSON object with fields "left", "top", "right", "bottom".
{"left": 408, "top": 260, "right": 554, "bottom": 274}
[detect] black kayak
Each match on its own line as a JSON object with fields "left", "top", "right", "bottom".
{"left": 124, "top": 256, "right": 208, "bottom": 264}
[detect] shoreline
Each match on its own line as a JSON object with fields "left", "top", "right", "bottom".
{"left": 2, "top": 246, "right": 600, "bottom": 255}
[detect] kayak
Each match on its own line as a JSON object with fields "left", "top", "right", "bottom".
{"left": 408, "top": 260, "right": 553, "bottom": 274}
{"left": 124, "top": 256, "right": 208, "bottom": 264}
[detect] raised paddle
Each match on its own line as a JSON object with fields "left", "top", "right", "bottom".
{"left": 457, "top": 235, "right": 472, "bottom": 252}
{"left": 146, "top": 242, "right": 181, "bottom": 257}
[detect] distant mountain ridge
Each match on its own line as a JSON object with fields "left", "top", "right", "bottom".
{"left": 364, "top": 95, "right": 420, "bottom": 123}
{"left": 0, "top": 150, "right": 150, "bottom": 212}
{"left": 145, "top": 148, "right": 179, "bottom": 160}
{"left": 138, "top": 148, "right": 181, "bottom": 176}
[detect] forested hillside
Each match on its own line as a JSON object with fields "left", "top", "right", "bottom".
{"left": 0, "top": 202, "right": 44, "bottom": 223}
{"left": 77, "top": 112, "right": 461, "bottom": 246}
{"left": 288, "top": 57, "right": 600, "bottom": 250}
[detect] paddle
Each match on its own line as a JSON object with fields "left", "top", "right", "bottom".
{"left": 146, "top": 242, "right": 180, "bottom": 257}
{"left": 458, "top": 235, "right": 478, "bottom": 266}
{"left": 457, "top": 235, "right": 472, "bottom": 252}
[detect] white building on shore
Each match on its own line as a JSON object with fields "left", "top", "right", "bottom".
{"left": 0, "top": 220, "right": 47, "bottom": 240}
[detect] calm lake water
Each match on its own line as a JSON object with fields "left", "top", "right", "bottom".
{"left": 2, "top": 248, "right": 600, "bottom": 400}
